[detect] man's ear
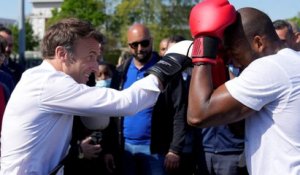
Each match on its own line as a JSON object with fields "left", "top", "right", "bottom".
{"left": 295, "top": 32, "right": 300, "bottom": 44}
{"left": 252, "top": 35, "right": 265, "bottom": 53}
{"left": 55, "top": 46, "right": 68, "bottom": 62}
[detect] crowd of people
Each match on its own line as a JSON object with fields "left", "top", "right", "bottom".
{"left": 0, "top": 0, "right": 300, "bottom": 175}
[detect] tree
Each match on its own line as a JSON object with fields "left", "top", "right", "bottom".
{"left": 108, "top": 0, "right": 197, "bottom": 51}
{"left": 288, "top": 17, "right": 300, "bottom": 28}
{"left": 46, "top": 0, "right": 197, "bottom": 64}
{"left": 9, "top": 20, "right": 39, "bottom": 54}
{"left": 46, "top": 0, "right": 106, "bottom": 29}
{"left": 46, "top": 0, "right": 120, "bottom": 63}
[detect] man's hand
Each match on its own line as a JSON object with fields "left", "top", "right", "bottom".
{"left": 164, "top": 152, "right": 180, "bottom": 173}
{"left": 80, "top": 136, "right": 102, "bottom": 159}
{"left": 104, "top": 153, "right": 116, "bottom": 174}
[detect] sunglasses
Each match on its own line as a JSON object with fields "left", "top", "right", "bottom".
{"left": 128, "top": 39, "right": 150, "bottom": 49}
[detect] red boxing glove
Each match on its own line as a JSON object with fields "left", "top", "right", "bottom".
{"left": 189, "top": 0, "right": 236, "bottom": 64}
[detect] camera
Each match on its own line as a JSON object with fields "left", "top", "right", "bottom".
{"left": 90, "top": 131, "right": 102, "bottom": 145}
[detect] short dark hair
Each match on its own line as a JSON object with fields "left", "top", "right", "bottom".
{"left": 168, "top": 35, "right": 185, "bottom": 43}
{"left": 99, "top": 61, "right": 116, "bottom": 73}
{"left": 0, "top": 26, "right": 12, "bottom": 35}
{"left": 41, "top": 18, "right": 104, "bottom": 59}
{"left": 273, "top": 20, "right": 293, "bottom": 32}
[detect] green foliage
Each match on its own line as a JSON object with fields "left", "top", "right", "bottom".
{"left": 288, "top": 17, "right": 300, "bottom": 28}
{"left": 10, "top": 25, "right": 18, "bottom": 53}
{"left": 9, "top": 20, "right": 39, "bottom": 54}
{"left": 46, "top": 0, "right": 106, "bottom": 29}
{"left": 46, "top": 0, "right": 197, "bottom": 63}
{"left": 103, "top": 49, "right": 121, "bottom": 65}
{"left": 25, "top": 21, "right": 39, "bottom": 51}
{"left": 107, "top": 0, "right": 196, "bottom": 52}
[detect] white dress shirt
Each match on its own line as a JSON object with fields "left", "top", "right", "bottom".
{"left": 0, "top": 60, "right": 160, "bottom": 175}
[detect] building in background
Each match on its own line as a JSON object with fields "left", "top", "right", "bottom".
{"left": 29, "top": 0, "right": 63, "bottom": 40}
{"left": 0, "top": 18, "right": 17, "bottom": 27}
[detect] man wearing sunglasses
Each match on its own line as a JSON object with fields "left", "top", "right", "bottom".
{"left": 108, "top": 23, "right": 191, "bottom": 175}
{"left": 127, "top": 28, "right": 153, "bottom": 66}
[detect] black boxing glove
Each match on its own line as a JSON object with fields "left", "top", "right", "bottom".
{"left": 147, "top": 40, "right": 193, "bottom": 88}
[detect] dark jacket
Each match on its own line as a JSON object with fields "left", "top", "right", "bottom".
{"left": 0, "top": 57, "right": 25, "bottom": 84}
{"left": 64, "top": 74, "right": 119, "bottom": 175}
{"left": 110, "top": 52, "right": 188, "bottom": 155}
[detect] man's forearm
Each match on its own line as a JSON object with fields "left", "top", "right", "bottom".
{"left": 188, "top": 65, "right": 214, "bottom": 127}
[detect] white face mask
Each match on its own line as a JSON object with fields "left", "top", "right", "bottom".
{"left": 228, "top": 64, "right": 240, "bottom": 77}
{"left": 95, "top": 78, "right": 112, "bottom": 88}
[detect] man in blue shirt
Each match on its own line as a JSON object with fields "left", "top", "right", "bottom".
{"left": 121, "top": 23, "right": 163, "bottom": 175}
{"left": 109, "top": 24, "right": 189, "bottom": 175}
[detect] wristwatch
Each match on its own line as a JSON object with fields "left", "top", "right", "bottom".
{"left": 77, "top": 140, "right": 84, "bottom": 159}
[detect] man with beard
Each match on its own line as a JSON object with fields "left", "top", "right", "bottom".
{"left": 108, "top": 23, "right": 189, "bottom": 175}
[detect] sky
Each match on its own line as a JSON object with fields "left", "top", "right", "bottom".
{"left": 0, "top": 0, "right": 299, "bottom": 22}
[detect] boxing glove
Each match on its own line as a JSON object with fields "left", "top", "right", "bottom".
{"left": 147, "top": 40, "right": 193, "bottom": 88}
{"left": 189, "top": 0, "right": 236, "bottom": 64}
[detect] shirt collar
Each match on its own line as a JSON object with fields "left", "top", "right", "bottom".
{"left": 129, "top": 52, "right": 159, "bottom": 71}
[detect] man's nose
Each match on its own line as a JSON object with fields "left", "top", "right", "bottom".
{"left": 137, "top": 43, "right": 144, "bottom": 50}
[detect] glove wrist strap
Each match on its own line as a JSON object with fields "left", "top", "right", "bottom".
{"left": 192, "top": 58, "right": 216, "bottom": 64}
{"left": 191, "top": 36, "right": 218, "bottom": 64}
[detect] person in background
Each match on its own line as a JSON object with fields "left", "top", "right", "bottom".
{"left": 287, "top": 20, "right": 300, "bottom": 51}
{"left": 159, "top": 38, "right": 169, "bottom": 57}
{"left": 152, "top": 44, "right": 193, "bottom": 175}
{"left": 165, "top": 35, "right": 192, "bottom": 87}
{"left": 0, "top": 84, "right": 5, "bottom": 131}
{"left": 0, "top": 35, "right": 13, "bottom": 137}
{"left": 160, "top": 35, "right": 197, "bottom": 175}
{"left": 0, "top": 82, "right": 6, "bottom": 155}
{"left": 166, "top": 35, "right": 186, "bottom": 50}
{"left": 110, "top": 23, "right": 190, "bottom": 175}
{"left": 193, "top": 64, "right": 247, "bottom": 175}
{"left": 63, "top": 112, "right": 106, "bottom": 175}
{"left": 112, "top": 23, "right": 164, "bottom": 175}
{"left": 273, "top": 19, "right": 299, "bottom": 51}
{"left": 0, "top": 27, "right": 25, "bottom": 84}
{"left": 117, "top": 49, "right": 131, "bottom": 68}
{"left": 0, "top": 36, "right": 14, "bottom": 101}
{"left": 95, "top": 62, "right": 115, "bottom": 88}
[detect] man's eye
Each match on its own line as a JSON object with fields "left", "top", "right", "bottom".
{"left": 87, "top": 54, "right": 97, "bottom": 61}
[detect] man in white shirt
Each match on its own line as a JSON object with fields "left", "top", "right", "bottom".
{"left": 188, "top": 4, "right": 300, "bottom": 175}
{"left": 0, "top": 18, "right": 192, "bottom": 175}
